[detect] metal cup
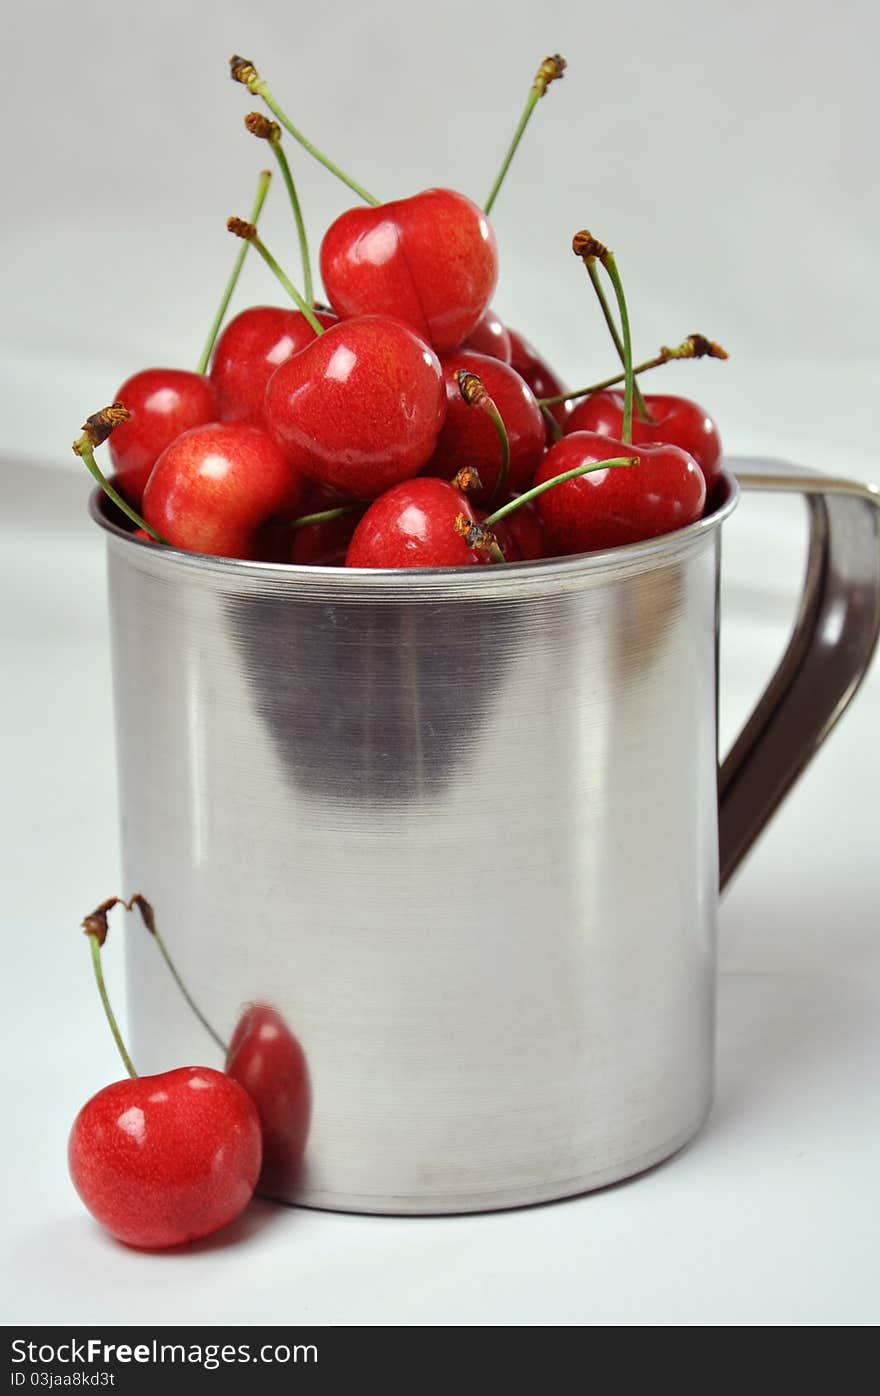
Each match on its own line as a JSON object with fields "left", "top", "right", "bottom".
{"left": 92, "top": 458, "right": 880, "bottom": 1214}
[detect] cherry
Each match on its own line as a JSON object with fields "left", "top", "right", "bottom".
{"left": 566, "top": 390, "right": 723, "bottom": 492}
{"left": 534, "top": 430, "right": 706, "bottom": 553}
{"left": 108, "top": 370, "right": 217, "bottom": 505}
{"left": 497, "top": 500, "right": 552, "bottom": 561}
{"left": 507, "top": 328, "right": 571, "bottom": 435}
{"left": 69, "top": 1068, "right": 262, "bottom": 1249}
{"left": 425, "top": 351, "right": 545, "bottom": 504}
{"left": 209, "top": 305, "right": 336, "bottom": 424}
{"left": 226, "top": 1005, "right": 312, "bottom": 1193}
{"left": 264, "top": 315, "right": 446, "bottom": 499}
{"left": 319, "top": 190, "right": 498, "bottom": 353}
{"left": 462, "top": 308, "right": 512, "bottom": 362}
{"left": 68, "top": 900, "right": 261, "bottom": 1249}
{"left": 143, "top": 421, "right": 305, "bottom": 559}
{"left": 346, "top": 477, "right": 482, "bottom": 569}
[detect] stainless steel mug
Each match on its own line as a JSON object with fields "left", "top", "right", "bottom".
{"left": 92, "top": 458, "right": 880, "bottom": 1214}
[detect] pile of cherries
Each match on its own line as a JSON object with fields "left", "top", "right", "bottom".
{"left": 76, "top": 53, "right": 727, "bottom": 572}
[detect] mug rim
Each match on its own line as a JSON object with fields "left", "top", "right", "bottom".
{"left": 90, "top": 469, "right": 740, "bottom": 595}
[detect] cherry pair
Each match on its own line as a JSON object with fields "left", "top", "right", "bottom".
{"left": 69, "top": 897, "right": 310, "bottom": 1248}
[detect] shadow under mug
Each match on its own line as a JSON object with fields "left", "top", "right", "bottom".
{"left": 91, "top": 456, "right": 880, "bottom": 1214}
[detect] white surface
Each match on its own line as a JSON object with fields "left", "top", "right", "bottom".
{"left": 1, "top": 458, "right": 878, "bottom": 1327}
{"left": 3, "top": 0, "right": 879, "bottom": 1327}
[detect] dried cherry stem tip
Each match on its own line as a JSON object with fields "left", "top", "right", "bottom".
{"left": 452, "top": 465, "right": 485, "bottom": 497}
{"left": 455, "top": 369, "right": 510, "bottom": 504}
{"left": 82, "top": 902, "right": 138, "bottom": 1079}
{"left": 73, "top": 409, "right": 167, "bottom": 543}
{"left": 484, "top": 54, "right": 567, "bottom": 215}
{"left": 539, "top": 333, "right": 730, "bottom": 407}
{"left": 197, "top": 168, "right": 272, "bottom": 375}
{"left": 230, "top": 55, "right": 380, "bottom": 206}
{"left": 453, "top": 513, "right": 506, "bottom": 563}
{"left": 245, "top": 113, "right": 313, "bottom": 305}
{"left": 227, "top": 220, "right": 323, "bottom": 336}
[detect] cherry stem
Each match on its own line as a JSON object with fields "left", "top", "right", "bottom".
{"left": 485, "top": 538, "right": 507, "bottom": 564}
{"left": 289, "top": 504, "right": 361, "bottom": 530}
{"left": 484, "top": 55, "right": 566, "bottom": 216}
{"left": 585, "top": 260, "right": 650, "bottom": 422}
{"left": 72, "top": 426, "right": 167, "bottom": 543}
{"left": 483, "top": 455, "right": 637, "bottom": 528}
{"left": 271, "top": 136, "right": 313, "bottom": 305}
{"left": 538, "top": 335, "right": 730, "bottom": 407}
{"left": 245, "top": 115, "right": 313, "bottom": 306}
{"left": 601, "top": 253, "right": 635, "bottom": 444}
{"left": 86, "top": 928, "right": 138, "bottom": 1080}
{"left": 230, "top": 56, "right": 380, "bottom": 206}
{"left": 131, "top": 898, "right": 228, "bottom": 1055}
{"left": 456, "top": 370, "right": 510, "bottom": 505}
{"left": 539, "top": 403, "right": 564, "bottom": 442}
{"left": 227, "top": 220, "right": 323, "bottom": 335}
{"left": 197, "top": 169, "right": 272, "bottom": 375}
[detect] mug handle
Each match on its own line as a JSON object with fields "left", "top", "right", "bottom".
{"left": 719, "top": 457, "right": 880, "bottom": 889}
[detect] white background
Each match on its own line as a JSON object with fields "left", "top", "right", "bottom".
{"left": 4, "top": 0, "right": 879, "bottom": 476}
{"left": 2, "top": 0, "right": 879, "bottom": 1328}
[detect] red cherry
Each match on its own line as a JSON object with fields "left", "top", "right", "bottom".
{"left": 567, "top": 390, "right": 722, "bottom": 491}
{"left": 109, "top": 369, "right": 217, "bottom": 505}
{"left": 264, "top": 316, "right": 446, "bottom": 500}
{"left": 461, "top": 307, "right": 512, "bottom": 362}
{"left": 319, "top": 189, "right": 498, "bottom": 352}
{"left": 68, "top": 1066, "right": 261, "bottom": 1249}
{"left": 226, "top": 1005, "right": 311, "bottom": 1193}
{"left": 346, "top": 478, "right": 481, "bottom": 569}
{"left": 143, "top": 422, "right": 304, "bottom": 559}
{"left": 290, "top": 483, "right": 360, "bottom": 566}
{"left": 209, "top": 305, "right": 337, "bottom": 424}
{"left": 535, "top": 431, "right": 706, "bottom": 553}
{"left": 425, "top": 351, "right": 545, "bottom": 504}
{"left": 507, "top": 328, "right": 571, "bottom": 437}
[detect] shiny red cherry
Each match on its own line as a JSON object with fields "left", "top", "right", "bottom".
{"left": 461, "top": 307, "right": 512, "bottom": 362}
{"left": 535, "top": 431, "right": 706, "bottom": 553}
{"left": 567, "top": 390, "right": 722, "bottom": 491}
{"left": 507, "top": 329, "right": 571, "bottom": 437}
{"left": 226, "top": 1005, "right": 311, "bottom": 1193}
{"left": 109, "top": 369, "right": 217, "bottom": 505}
{"left": 68, "top": 1066, "right": 262, "bottom": 1249}
{"left": 346, "top": 478, "right": 481, "bottom": 569}
{"left": 320, "top": 189, "right": 498, "bottom": 352}
{"left": 264, "top": 316, "right": 446, "bottom": 500}
{"left": 425, "top": 351, "right": 545, "bottom": 504}
{"left": 143, "top": 422, "right": 304, "bottom": 559}
{"left": 209, "top": 305, "right": 337, "bottom": 424}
